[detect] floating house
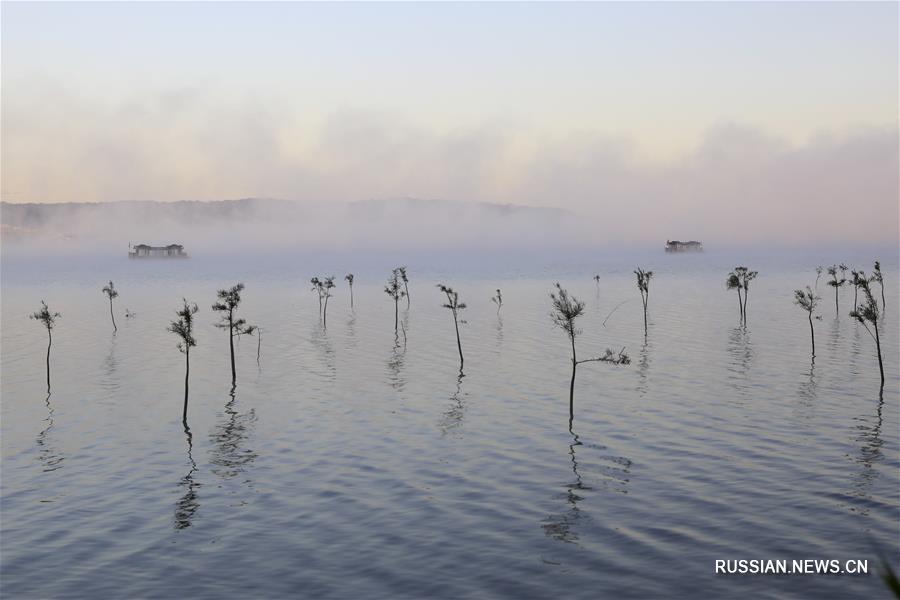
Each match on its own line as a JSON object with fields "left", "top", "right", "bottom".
{"left": 665, "top": 240, "right": 703, "bottom": 253}
{"left": 128, "top": 243, "right": 188, "bottom": 258}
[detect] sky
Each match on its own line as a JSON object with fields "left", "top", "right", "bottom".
{"left": 1, "top": 2, "right": 897, "bottom": 245}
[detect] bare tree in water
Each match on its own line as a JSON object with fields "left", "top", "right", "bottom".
{"left": 101, "top": 281, "right": 119, "bottom": 332}
{"left": 733, "top": 266, "right": 758, "bottom": 325}
{"left": 311, "top": 276, "right": 336, "bottom": 327}
{"left": 826, "top": 265, "right": 847, "bottom": 316}
{"left": 491, "top": 289, "right": 503, "bottom": 315}
{"left": 212, "top": 283, "right": 256, "bottom": 385}
{"left": 168, "top": 299, "right": 199, "bottom": 425}
{"left": 344, "top": 273, "right": 355, "bottom": 309}
{"left": 726, "top": 271, "right": 743, "bottom": 322}
{"left": 550, "top": 283, "right": 629, "bottom": 422}
{"left": 815, "top": 266, "right": 824, "bottom": 290}
{"left": 30, "top": 301, "right": 60, "bottom": 392}
{"left": 384, "top": 268, "right": 406, "bottom": 332}
{"left": 839, "top": 263, "right": 849, "bottom": 284}
{"left": 850, "top": 276, "right": 885, "bottom": 393}
{"left": 873, "top": 261, "right": 885, "bottom": 312}
{"left": 437, "top": 284, "right": 466, "bottom": 369}
{"left": 398, "top": 266, "right": 411, "bottom": 308}
{"left": 634, "top": 268, "right": 653, "bottom": 336}
{"left": 850, "top": 270, "right": 866, "bottom": 311}
{"left": 793, "top": 287, "right": 821, "bottom": 359}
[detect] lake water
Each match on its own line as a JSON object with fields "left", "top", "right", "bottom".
{"left": 1, "top": 249, "right": 897, "bottom": 599}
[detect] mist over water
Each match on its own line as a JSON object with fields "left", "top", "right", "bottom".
{"left": 1, "top": 244, "right": 897, "bottom": 599}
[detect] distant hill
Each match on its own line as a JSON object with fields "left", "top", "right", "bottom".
{"left": 1, "top": 197, "right": 583, "bottom": 254}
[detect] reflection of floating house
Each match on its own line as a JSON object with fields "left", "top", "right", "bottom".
{"left": 129, "top": 243, "right": 188, "bottom": 258}
{"left": 665, "top": 240, "right": 703, "bottom": 253}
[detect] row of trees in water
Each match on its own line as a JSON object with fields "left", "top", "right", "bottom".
{"left": 29, "top": 260, "right": 888, "bottom": 425}
{"left": 794, "top": 261, "right": 886, "bottom": 390}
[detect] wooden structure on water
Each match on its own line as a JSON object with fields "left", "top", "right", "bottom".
{"left": 128, "top": 243, "right": 188, "bottom": 258}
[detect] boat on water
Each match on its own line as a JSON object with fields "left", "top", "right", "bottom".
{"left": 665, "top": 240, "right": 703, "bottom": 253}
{"left": 128, "top": 243, "right": 188, "bottom": 258}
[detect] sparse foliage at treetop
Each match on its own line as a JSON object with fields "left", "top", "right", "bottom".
{"left": 311, "top": 276, "right": 336, "bottom": 327}
{"left": 212, "top": 283, "right": 256, "bottom": 384}
{"left": 793, "top": 287, "right": 821, "bottom": 359}
{"left": 384, "top": 268, "right": 406, "bottom": 331}
{"left": 168, "top": 299, "right": 199, "bottom": 424}
{"left": 30, "top": 300, "right": 60, "bottom": 392}
{"left": 437, "top": 283, "right": 467, "bottom": 369}
{"left": 550, "top": 283, "right": 629, "bottom": 422}
{"left": 634, "top": 268, "right": 653, "bottom": 336}
{"left": 102, "top": 280, "right": 119, "bottom": 332}
{"left": 849, "top": 275, "right": 885, "bottom": 392}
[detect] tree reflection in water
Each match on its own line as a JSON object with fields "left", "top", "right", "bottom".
{"left": 386, "top": 332, "right": 406, "bottom": 392}
{"left": 848, "top": 395, "right": 885, "bottom": 518}
{"left": 209, "top": 386, "right": 258, "bottom": 482}
{"left": 725, "top": 326, "right": 754, "bottom": 404}
{"left": 542, "top": 429, "right": 589, "bottom": 545}
{"left": 36, "top": 392, "right": 64, "bottom": 473}
{"left": 543, "top": 427, "right": 631, "bottom": 545}
{"left": 174, "top": 423, "right": 200, "bottom": 530}
{"left": 438, "top": 369, "right": 466, "bottom": 436}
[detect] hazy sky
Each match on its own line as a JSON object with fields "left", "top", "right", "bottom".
{"left": 1, "top": 2, "right": 897, "bottom": 243}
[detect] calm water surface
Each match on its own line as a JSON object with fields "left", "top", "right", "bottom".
{"left": 2, "top": 250, "right": 897, "bottom": 599}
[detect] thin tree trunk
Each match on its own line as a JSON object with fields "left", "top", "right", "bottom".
{"left": 257, "top": 329, "right": 261, "bottom": 364}
{"left": 109, "top": 297, "right": 117, "bottom": 332}
{"left": 404, "top": 282, "right": 410, "bottom": 309}
{"left": 323, "top": 296, "right": 329, "bottom": 328}
{"left": 46, "top": 329, "right": 52, "bottom": 392}
{"left": 743, "top": 288, "right": 749, "bottom": 325}
{"left": 834, "top": 287, "right": 839, "bottom": 316}
{"left": 736, "top": 288, "right": 743, "bottom": 321}
{"left": 183, "top": 348, "right": 190, "bottom": 425}
{"left": 453, "top": 313, "right": 464, "bottom": 368}
{"left": 874, "top": 324, "right": 884, "bottom": 388}
{"left": 569, "top": 336, "right": 576, "bottom": 421}
{"left": 641, "top": 292, "right": 648, "bottom": 336}
{"left": 808, "top": 312, "right": 815, "bottom": 357}
{"left": 350, "top": 284, "right": 354, "bottom": 310}
{"left": 229, "top": 313, "right": 236, "bottom": 384}
{"left": 853, "top": 287, "right": 858, "bottom": 311}
{"left": 394, "top": 298, "right": 399, "bottom": 331}
{"left": 880, "top": 281, "right": 886, "bottom": 312}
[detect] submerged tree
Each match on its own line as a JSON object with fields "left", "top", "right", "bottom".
{"left": 826, "top": 265, "right": 847, "bottom": 316}
{"left": 212, "top": 283, "right": 256, "bottom": 384}
{"left": 634, "top": 268, "right": 653, "bottom": 336}
{"left": 850, "top": 277, "right": 885, "bottom": 392}
{"left": 437, "top": 284, "right": 466, "bottom": 369}
{"left": 30, "top": 301, "right": 60, "bottom": 392}
{"left": 384, "top": 268, "right": 406, "bottom": 331}
{"left": 815, "top": 266, "right": 824, "bottom": 290}
{"left": 491, "top": 289, "right": 503, "bottom": 315}
{"left": 344, "top": 273, "right": 355, "bottom": 309}
{"left": 726, "top": 272, "right": 743, "bottom": 322}
{"left": 873, "top": 261, "right": 885, "bottom": 312}
{"left": 732, "top": 266, "right": 758, "bottom": 324}
{"left": 550, "top": 283, "right": 629, "bottom": 422}
{"left": 311, "top": 276, "right": 336, "bottom": 327}
{"left": 398, "top": 266, "right": 411, "bottom": 308}
{"left": 850, "top": 270, "right": 866, "bottom": 311}
{"left": 168, "top": 299, "right": 199, "bottom": 424}
{"left": 101, "top": 280, "right": 119, "bottom": 332}
{"left": 793, "top": 287, "right": 821, "bottom": 359}
{"left": 839, "top": 263, "right": 849, "bottom": 283}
